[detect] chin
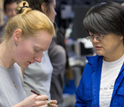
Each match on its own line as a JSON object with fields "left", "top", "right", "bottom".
{"left": 96, "top": 52, "right": 103, "bottom": 56}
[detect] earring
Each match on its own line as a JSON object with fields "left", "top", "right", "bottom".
{"left": 15, "top": 42, "right": 17, "bottom": 46}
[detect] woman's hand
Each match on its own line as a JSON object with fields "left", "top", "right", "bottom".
{"left": 47, "top": 100, "right": 58, "bottom": 107}
{"left": 12, "top": 94, "right": 57, "bottom": 107}
{"left": 22, "top": 94, "right": 48, "bottom": 106}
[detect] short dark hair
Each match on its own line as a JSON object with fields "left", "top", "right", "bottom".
{"left": 83, "top": 2, "right": 124, "bottom": 36}
{"left": 4, "top": 0, "right": 20, "bottom": 12}
{"left": 24, "top": 0, "right": 53, "bottom": 13}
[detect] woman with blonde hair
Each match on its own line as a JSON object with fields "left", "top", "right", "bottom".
{"left": 23, "top": 1, "right": 66, "bottom": 106}
{"left": 0, "top": 1, "right": 57, "bottom": 107}
{"left": 22, "top": 0, "right": 56, "bottom": 99}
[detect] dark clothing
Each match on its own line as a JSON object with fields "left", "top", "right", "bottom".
{"left": 0, "top": 24, "right": 5, "bottom": 38}
{"left": 48, "top": 38, "right": 66, "bottom": 103}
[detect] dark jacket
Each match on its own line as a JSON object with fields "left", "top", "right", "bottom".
{"left": 0, "top": 24, "right": 5, "bottom": 38}
{"left": 48, "top": 38, "right": 66, "bottom": 103}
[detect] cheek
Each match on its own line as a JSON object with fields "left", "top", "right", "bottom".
{"left": 16, "top": 46, "right": 34, "bottom": 62}
{"left": 20, "top": 51, "right": 32, "bottom": 60}
{"left": 48, "top": 15, "right": 53, "bottom": 22}
{"left": 48, "top": 11, "right": 55, "bottom": 22}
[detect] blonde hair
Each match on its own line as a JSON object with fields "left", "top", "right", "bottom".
{"left": 2, "top": 1, "right": 55, "bottom": 41}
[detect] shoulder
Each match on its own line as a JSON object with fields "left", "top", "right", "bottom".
{"left": 0, "top": 24, "right": 5, "bottom": 31}
{"left": 49, "top": 44, "right": 66, "bottom": 56}
{"left": 0, "top": 24, "right": 5, "bottom": 29}
{"left": 13, "top": 63, "right": 23, "bottom": 78}
{"left": 86, "top": 55, "right": 103, "bottom": 65}
{"left": 83, "top": 55, "right": 103, "bottom": 77}
{"left": 55, "top": 45, "right": 65, "bottom": 53}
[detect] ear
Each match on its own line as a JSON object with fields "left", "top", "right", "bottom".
{"left": 41, "top": 3, "right": 47, "bottom": 14}
{"left": 120, "top": 35, "right": 124, "bottom": 40}
{"left": 13, "top": 29, "right": 22, "bottom": 45}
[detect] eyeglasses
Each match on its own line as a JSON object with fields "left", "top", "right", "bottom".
{"left": 85, "top": 34, "right": 105, "bottom": 41}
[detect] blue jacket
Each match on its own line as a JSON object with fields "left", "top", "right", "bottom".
{"left": 75, "top": 55, "right": 124, "bottom": 107}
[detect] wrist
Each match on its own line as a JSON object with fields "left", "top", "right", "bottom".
{"left": 12, "top": 102, "right": 25, "bottom": 107}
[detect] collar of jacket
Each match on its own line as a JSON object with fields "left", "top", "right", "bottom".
{"left": 86, "top": 55, "right": 124, "bottom": 106}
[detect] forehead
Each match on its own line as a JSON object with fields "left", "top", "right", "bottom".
{"left": 51, "top": 0, "right": 56, "bottom": 6}
{"left": 27, "top": 30, "right": 52, "bottom": 43}
{"left": 29, "top": 30, "right": 52, "bottom": 50}
{"left": 5, "top": 2, "right": 17, "bottom": 10}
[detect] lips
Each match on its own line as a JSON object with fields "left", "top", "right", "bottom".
{"left": 28, "top": 62, "right": 32, "bottom": 64}
{"left": 95, "top": 46, "right": 102, "bottom": 49}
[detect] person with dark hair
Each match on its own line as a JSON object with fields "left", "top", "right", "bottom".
{"left": 0, "top": 0, "right": 20, "bottom": 37}
{"left": 4, "top": 0, "right": 19, "bottom": 19}
{"left": 0, "top": 1, "right": 58, "bottom": 107}
{"left": 23, "top": 0, "right": 66, "bottom": 106}
{"left": 75, "top": 2, "right": 124, "bottom": 107}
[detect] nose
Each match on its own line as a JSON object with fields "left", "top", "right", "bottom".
{"left": 55, "top": 10, "right": 57, "bottom": 16}
{"left": 34, "top": 54, "right": 43, "bottom": 63}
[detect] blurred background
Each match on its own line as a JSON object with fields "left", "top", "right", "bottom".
{"left": 0, "top": 0, "right": 124, "bottom": 107}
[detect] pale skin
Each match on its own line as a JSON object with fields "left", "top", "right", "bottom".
{"left": 0, "top": 29, "right": 58, "bottom": 107}
{"left": 13, "top": 29, "right": 52, "bottom": 69}
{"left": 21, "top": 0, "right": 56, "bottom": 74}
{"left": 41, "top": 0, "right": 57, "bottom": 23}
{"left": 89, "top": 32, "right": 124, "bottom": 62}
{"left": 12, "top": 94, "right": 58, "bottom": 107}
{"left": 0, "top": 29, "right": 52, "bottom": 68}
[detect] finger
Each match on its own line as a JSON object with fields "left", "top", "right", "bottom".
{"left": 36, "top": 95, "right": 48, "bottom": 101}
{"left": 35, "top": 100, "right": 47, "bottom": 106}
{"left": 46, "top": 100, "right": 58, "bottom": 107}
{"left": 51, "top": 100, "right": 57, "bottom": 104}
{"left": 30, "top": 94, "right": 37, "bottom": 97}
{"left": 39, "top": 105, "right": 47, "bottom": 107}
{"left": 51, "top": 104, "right": 58, "bottom": 107}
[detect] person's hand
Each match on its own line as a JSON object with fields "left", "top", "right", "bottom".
{"left": 12, "top": 94, "right": 49, "bottom": 107}
{"left": 23, "top": 94, "right": 49, "bottom": 106}
{"left": 47, "top": 100, "right": 58, "bottom": 107}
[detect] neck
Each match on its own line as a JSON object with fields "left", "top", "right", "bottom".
{"left": 104, "top": 42, "right": 124, "bottom": 62}
{"left": 0, "top": 41, "right": 14, "bottom": 68}
{"left": 103, "top": 53, "right": 124, "bottom": 62}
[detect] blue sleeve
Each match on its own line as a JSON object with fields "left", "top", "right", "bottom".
{"left": 75, "top": 77, "right": 86, "bottom": 107}
{"left": 75, "top": 62, "right": 92, "bottom": 107}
